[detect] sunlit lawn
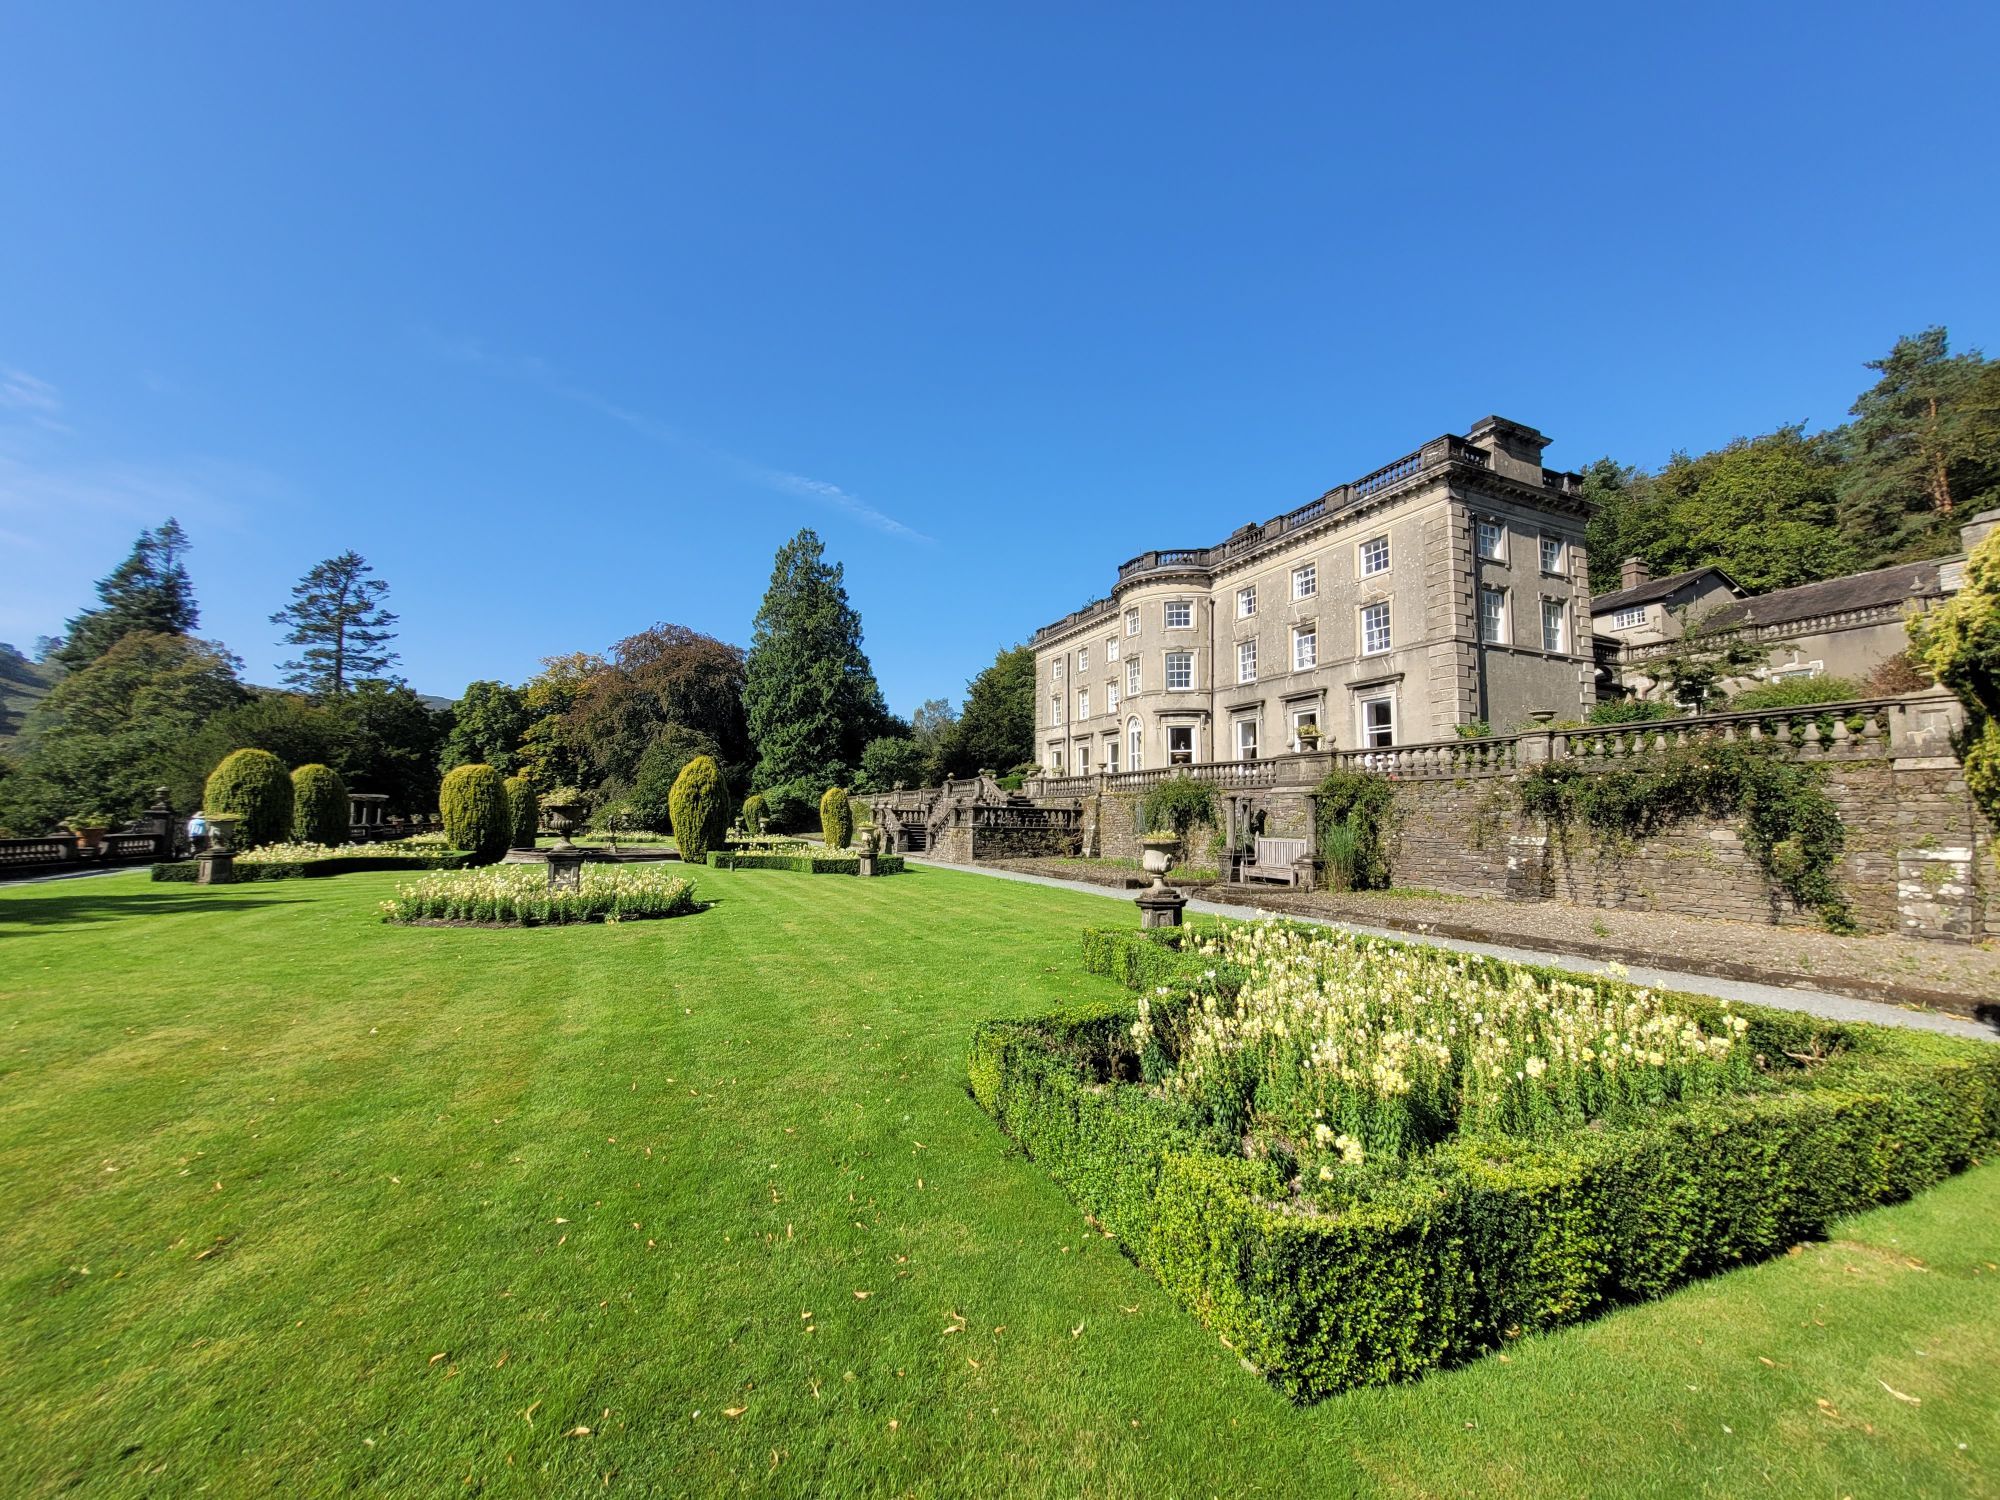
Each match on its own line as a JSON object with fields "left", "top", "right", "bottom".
{"left": 1, "top": 866, "right": 1995, "bottom": 1497}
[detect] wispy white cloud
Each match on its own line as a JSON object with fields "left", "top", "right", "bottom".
{"left": 430, "top": 333, "right": 932, "bottom": 544}
{"left": 0, "top": 368, "right": 73, "bottom": 433}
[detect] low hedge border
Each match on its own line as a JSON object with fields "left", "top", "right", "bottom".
{"left": 970, "top": 924, "right": 2000, "bottom": 1401}
{"left": 151, "top": 852, "right": 472, "bottom": 883}
{"left": 705, "top": 851, "right": 906, "bottom": 876}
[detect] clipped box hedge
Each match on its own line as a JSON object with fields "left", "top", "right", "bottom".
{"left": 969, "top": 925, "right": 2000, "bottom": 1401}
{"left": 152, "top": 851, "right": 471, "bottom": 883}
{"left": 705, "top": 851, "right": 905, "bottom": 876}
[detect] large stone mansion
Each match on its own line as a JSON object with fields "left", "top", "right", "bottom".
{"left": 1030, "top": 417, "right": 1594, "bottom": 770}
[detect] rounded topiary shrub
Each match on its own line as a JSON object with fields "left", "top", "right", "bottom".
{"left": 205, "top": 748, "right": 294, "bottom": 848}
{"left": 291, "top": 762, "right": 349, "bottom": 846}
{"left": 440, "top": 763, "right": 511, "bottom": 863}
{"left": 741, "top": 791, "right": 768, "bottom": 832}
{"left": 668, "top": 755, "right": 729, "bottom": 862}
{"left": 503, "top": 774, "right": 539, "bottom": 849}
{"left": 820, "top": 786, "right": 853, "bottom": 850}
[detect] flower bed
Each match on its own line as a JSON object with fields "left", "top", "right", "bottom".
{"left": 970, "top": 922, "right": 2000, "bottom": 1401}
{"left": 380, "top": 864, "right": 698, "bottom": 926}
{"left": 706, "top": 851, "right": 905, "bottom": 876}
{"left": 152, "top": 841, "right": 470, "bottom": 882}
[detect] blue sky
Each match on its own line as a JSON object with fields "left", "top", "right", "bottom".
{"left": 3, "top": 2, "right": 1996, "bottom": 714}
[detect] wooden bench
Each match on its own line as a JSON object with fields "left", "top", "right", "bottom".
{"left": 1238, "top": 836, "right": 1308, "bottom": 886}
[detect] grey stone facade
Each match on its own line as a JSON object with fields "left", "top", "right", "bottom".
{"left": 1030, "top": 417, "right": 1594, "bottom": 773}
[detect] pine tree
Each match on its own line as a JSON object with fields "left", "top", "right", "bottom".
{"left": 271, "top": 551, "right": 400, "bottom": 698}
{"left": 742, "top": 530, "right": 890, "bottom": 792}
{"left": 1841, "top": 327, "right": 1999, "bottom": 559}
{"left": 56, "top": 519, "right": 200, "bottom": 669}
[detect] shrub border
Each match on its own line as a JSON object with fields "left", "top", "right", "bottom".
{"left": 705, "top": 851, "right": 906, "bottom": 876}
{"left": 151, "top": 852, "right": 471, "bottom": 883}
{"left": 970, "top": 924, "right": 2000, "bottom": 1401}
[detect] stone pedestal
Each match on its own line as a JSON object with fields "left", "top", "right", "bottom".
{"left": 194, "top": 850, "right": 236, "bottom": 885}
{"left": 1135, "top": 881, "right": 1187, "bottom": 929}
{"left": 856, "top": 853, "right": 878, "bottom": 878}
{"left": 545, "top": 847, "right": 587, "bottom": 891}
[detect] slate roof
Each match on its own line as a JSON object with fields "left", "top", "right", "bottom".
{"left": 1590, "top": 566, "right": 1743, "bottom": 616}
{"left": 1706, "top": 560, "right": 1946, "bottom": 631}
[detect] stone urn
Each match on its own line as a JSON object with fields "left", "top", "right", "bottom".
{"left": 1135, "top": 834, "right": 1187, "bottom": 928}
{"left": 68, "top": 822, "right": 109, "bottom": 852}
{"left": 542, "top": 800, "right": 584, "bottom": 850}
{"left": 1139, "top": 833, "right": 1180, "bottom": 885}
{"left": 204, "top": 814, "right": 240, "bottom": 853}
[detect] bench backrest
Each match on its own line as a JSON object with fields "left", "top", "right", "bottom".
{"left": 1254, "top": 836, "right": 1308, "bottom": 867}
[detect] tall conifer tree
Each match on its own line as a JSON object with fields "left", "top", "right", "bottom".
{"left": 56, "top": 518, "right": 200, "bottom": 669}
{"left": 270, "top": 551, "right": 400, "bottom": 698}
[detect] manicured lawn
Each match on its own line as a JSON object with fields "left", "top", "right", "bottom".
{"left": 1, "top": 866, "right": 1996, "bottom": 1497}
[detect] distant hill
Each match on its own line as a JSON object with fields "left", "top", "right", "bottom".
{"left": 0, "top": 643, "right": 57, "bottom": 748}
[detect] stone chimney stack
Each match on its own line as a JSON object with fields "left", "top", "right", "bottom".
{"left": 1464, "top": 416, "right": 1552, "bottom": 484}
{"left": 1621, "top": 556, "right": 1650, "bottom": 591}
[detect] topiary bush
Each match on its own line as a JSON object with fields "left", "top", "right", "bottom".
{"left": 204, "top": 748, "right": 294, "bottom": 848}
{"left": 290, "top": 763, "right": 349, "bottom": 846}
{"left": 741, "top": 791, "right": 768, "bottom": 831}
{"left": 503, "top": 774, "right": 539, "bottom": 849}
{"left": 439, "top": 763, "right": 511, "bottom": 863}
{"left": 669, "top": 755, "right": 730, "bottom": 862}
{"left": 820, "top": 785, "right": 853, "bottom": 849}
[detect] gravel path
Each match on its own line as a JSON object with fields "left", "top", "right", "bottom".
{"left": 917, "top": 857, "right": 1997, "bottom": 1043}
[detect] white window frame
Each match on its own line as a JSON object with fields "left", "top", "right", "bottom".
{"left": 1048, "top": 743, "right": 1064, "bottom": 772}
{"left": 1107, "top": 678, "right": 1119, "bottom": 712}
{"left": 1077, "top": 687, "right": 1089, "bottom": 719}
{"left": 1479, "top": 586, "right": 1506, "bottom": 645}
{"left": 1358, "top": 535, "right": 1390, "bottom": 577}
{"left": 1292, "top": 626, "right": 1317, "bottom": 671}
{"left": 1539, "top": 534, "right": 1564, "bottom": 574}
{"left": 1359, "top": 694, "right": 1396, "bottom": 749}
{"left": 1237, "top": 585, "right": 1257, "bottom": 618}
{"left": 1125, "top": 609, "right": 1140, "bottom": 637}
{"left": 1049, "top": 693, "right": 1061, "bottom": 726}
{"left": 1127, "top": 716, "right": 1143, "bottom": 772}
{"left": 1234, "top": 717, "right": 1259, "bottom": 762}
{"left": 1541, "top": 598, "right": 1566, "bottom": 654}
{"left": 1292, "top": 563, "right": 1317, "bottom": 600}
{"left": 1164, "top": 650, "right": 1194, "bottom": 692}
{"left": 1166, "top": 725, "right": 1195, "bottom": 766}
{"left": 1288, "top": 704, "right": 1321, "bottom": 749}
{"left": 1077, "top": 646, "right": 1088, "bottom": 672}
{"left": 1611, "top": 605, "right": 1647, "bottom": 630}
{"left": 1126, "top": 658, "right": 1141, "bottom": 695}
{"left": 1106, "top": 636, "right": 1119, "bottom": 663}
{"left": 1476, "top": 518, "right": 1506, "bottom": 561}
{"left": 1237, "top": 638, "right": 1257, "bottom": 684}
{"left": 1164, "top": 599, "right": 1193, "bottom": 630}
{"left": 1053, "top": 657, "right": 1064, "bottom": 680}
{"left": 1106, "top": 735, "right": 1120, "bottom": 774}
{"left": 1361, "top": 601, "right": 1391, "bottom": 656}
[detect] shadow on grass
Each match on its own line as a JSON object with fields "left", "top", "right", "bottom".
{"left": 0, "top": 886, "right": 309, "bottom": 930}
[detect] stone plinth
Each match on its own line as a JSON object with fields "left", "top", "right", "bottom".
{"left": 194, "top": 850, "right": 236, "bottom": 885}
{"left": 545, "top": 847, "right": 588, "bottom": 891}
{"left": 1135, "top": 882, "right": 1187, "bottom": 929}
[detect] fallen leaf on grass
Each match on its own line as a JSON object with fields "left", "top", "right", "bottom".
{"left": 566, "top": 1425, "right": 591, "bottom": 1437}
{"left": 1879, "top": 1381, "right": 1920, "bottom": 1405}
{"left": 723, "top": 1406, "right": 747, "bottom": 1419}
{"left": 522, "top": 1401, "right": 541, "bottom": 1426}
{"left": 853, "top": 1290, "right": 871, "bottom": 1299}
{"left": 428, "top": 1352, "right": 447, "bottom": 1365}
{"left": 1071, "top": 1322, "right": 1084, "bottom": 1339}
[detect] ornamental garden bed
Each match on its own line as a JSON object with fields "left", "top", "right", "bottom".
{"left": 706, "top": 850, "right": 906, "bottom": 875}
{"left": 969, "top": 921, "right": 2000, "bottom": 1402}
{"left": 379, "top": 865, "right": 699, "bottom": 926}
{"left": 152, "top": 842, "right": 471, "bottom": 882}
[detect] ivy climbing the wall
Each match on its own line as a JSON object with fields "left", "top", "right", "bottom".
{"left": 1311, "top": 769, "right": 1397, "bottom": 890}
{"left": 1518, "top": 743, "right": 1852, "bottom": 931}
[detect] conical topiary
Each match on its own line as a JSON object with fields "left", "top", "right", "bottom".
{"left": 668, "top": 755, "right": 729, "bottom": 862}
{"left": 440, "top": 763, "right": 510, "bottom": 864}
{"left": 503, "top": 774, "right": 539, "bottom": 849}
{"left": 820, "top": 785, "right": 853, "bottom": 850}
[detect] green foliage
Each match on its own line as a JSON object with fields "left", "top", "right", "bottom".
{"left": 1141, "top": 776, "right": 1216, "bottom": 840}
{"left": 1312, "top": 769, "right": 1396, "bottom": 889}
{"left": 1725, "top": 676, "right": 1864, "bottom": 712}
{"left": 819, "top": 785, "right": 853, "bottom": 849}
{"left": 270, "top": 550, "right": 399, "bottom": 698}
{"left": 755, "top": 779, "right": 816, "bottom": 833}
{"left": 203, "top": 747, "right": 294, "bottom": 848}
{"left": 1586, "top": 698, "right": 1674, "bottom": 724}
{"left": 740, "top": 791, "right": 768, "bottom": 831}
{"left": 1912, "top": 528, "right": 2000, "bottom": 846}
{"left": 937, "top": 645, "right": 1035, "bottom": 778}
{"left": 986, "top": 925, "right": 2000, "bottom": 1399}
{"left": 153, "top": 848, "right": 468, "bottom": 882}
{"left": 438, "top": 762, "right": 511, "bottom": 864}
{"left": 1520, "top": 743, "right": 1851, "bottom": 929}
{"left": 1649, "top": 608, "right": 1770, "bottom": 712}
{"left": 290, "top": 763, "right": 349, "bottom": 846}
{"left": 706, "top": 850, "right": 905, "bottom": 875}
{"left": 625, "top": 725, "right": 723, "bottom": 832}
{"left": 441, "top": 680, "right": 527, "bottom": 774}
{"left": 743, "top": 529, "right": 891, "bottom": 791}
{"left": 668, "top": 754, "right": 730, "bottom": 863}
{"left": 856, "top": 735, "right": 927, "bottom": 792}
{"left": 55, "top": 519, "right": 200, "bottom": 671}
{"left": 331, "top": 679, "right": 452, "bottom": 818}
{"left": 503, "top": 774, "right": 539, "bottom": 848}
{"left": 569, "top": 626, "right": 749, "bottom": 792}
{"left": 1454, "top": 721, "right": 1491, "bottom": 739}
{"left": 381, "top": 865, "right": 699, "bottom": 925}
{"left": 1319, "top": 814, "right": 1363, "bottom": 892}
